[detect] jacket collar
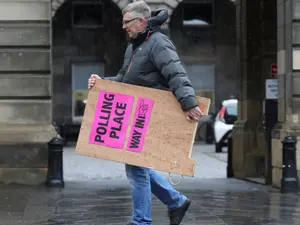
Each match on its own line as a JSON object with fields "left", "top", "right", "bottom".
{"left": 130, "top": 29, "right": 151, "bottom": 51}
{"left": 129, "top": 9, "right": 168, "bottom": 51}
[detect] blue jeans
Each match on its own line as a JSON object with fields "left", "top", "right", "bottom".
{"left": 125, "top": 164, "right": 187, "bottom": 225}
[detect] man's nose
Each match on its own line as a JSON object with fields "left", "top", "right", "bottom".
{"left": 122, "top": 23, "right": 127, "bottom": 29}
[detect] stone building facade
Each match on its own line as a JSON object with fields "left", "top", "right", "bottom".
{"left": 232, "top": 0, "right": 300, "bottom": 190}
{"left": 52, "top": 0, "right": 127, "bottom": 128}
{"left": 51, "top": 0, "right": 237, "bottom": 138}
{"left": 0, "top": 0, "right": 236, "bottom": 185}
{"left": 2, "top": 0, "right": 297, "bottom": 191}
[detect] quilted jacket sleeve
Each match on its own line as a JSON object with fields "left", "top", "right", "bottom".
{"left": 103, "top": 68, "right": 125, "bottom": 82}
{"left": 103, "top": 45, "right": 132, "bottom": 82}
{"left": 150, "top": 36, "right": 198, "bottom": 111}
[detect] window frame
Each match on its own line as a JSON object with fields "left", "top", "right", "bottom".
{"left": 182, "top": 0, "right": 215, "bottom": 28}
{"left": 71, "top": 0, "right": 104, "bottom": 29}
{"left": 70, "top": 58, "right": 105, "bottom": 124}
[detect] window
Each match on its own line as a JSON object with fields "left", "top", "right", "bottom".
{"left": 72, "top": 1, "right": 103, "bottom": 28}
{"left": 294, "top": 0, "right": 300, "bottom": 19}
{"left": 224, "top": 103, "right": 238, "bottom": 124}
{"left": 183, "top": 63, "right": 215, "bottom": 112}
{"left": 183, "top": 2, "right": 214, "bottom": 27}
{"left": 183, "top": 64, "right": 215, "bottom": 90}
{"left": 72, "top": 62, "right": 105, "bottom": 123}
{"left": 226, "top": 104, "right": 238, "bottom": 116}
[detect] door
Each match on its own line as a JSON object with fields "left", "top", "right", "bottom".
{"left": 71, "top": 61, "right": 105, "bottom": 124}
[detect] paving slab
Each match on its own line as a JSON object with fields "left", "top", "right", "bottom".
{"left": 0, "top": 179, "right": 299, "bottom": 225}
{"left": 1, "top": 142, "right": 299, "bottom": 225}
{"left": 63, "top": 142, "right": 227, "bottom": 182}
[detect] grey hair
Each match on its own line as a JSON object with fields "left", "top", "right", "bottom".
{"left": 122, "top": 0, "right": 151, "bottom": 19}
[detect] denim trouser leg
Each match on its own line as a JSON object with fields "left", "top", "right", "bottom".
{"left": 149, "top": 169, "right": 187, "bottom": 209}
{"left": 126, "top": 164, "right": 152, "bottom": 225}
{"left": 125, "top": 164, "right": 187, "bottom": 225}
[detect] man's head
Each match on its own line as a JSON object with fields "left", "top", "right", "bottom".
{"left": 122, "top": 0, "right": 151, "bottom": 38}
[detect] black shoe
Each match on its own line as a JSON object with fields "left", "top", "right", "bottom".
{"left": 168, "top": 199, "right": 191, "bottom": 225}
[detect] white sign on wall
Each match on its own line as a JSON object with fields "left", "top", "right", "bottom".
{"left": 266, "top": 79, "right": 278, "bottom": 99}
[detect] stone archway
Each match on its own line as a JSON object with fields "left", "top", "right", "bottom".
{"left": 52, "top": 0, "right": 129, "bottom": 17}
{"left": 51, "top": 0, "right": 129, "bottom": 126}
{"left": 51, "top": 0, "right": 182, "bottom": 20}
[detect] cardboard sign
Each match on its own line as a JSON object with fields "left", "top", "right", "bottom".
{"left": 126, "top": 97, "right": 154, "bottom": 152}
{"left": 76, "top": 79, "right": 211, "bottom": 177}
{"left": 89, "top": 91, "right": 134, "bottom": 149}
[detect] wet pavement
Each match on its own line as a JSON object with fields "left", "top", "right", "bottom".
{"left": 1, "top": 179, "right": 300, "bottom": 225}
{"left": 1, "top": 143, "right": 300, "bottom": 225}
{"left": 63, "top": 142, "right": 227, "bottom": 182}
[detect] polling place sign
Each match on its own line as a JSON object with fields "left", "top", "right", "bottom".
{"left": 126, "top": 98, "right": 154, "bottom": 152}
{"left": 89, "top": 90, "right": 154, "bottom": 153}
{"left": 76, "top": 79, "right": 211, "bottom": 177}
{"left": 89, "top": 91, "right": 134, "bottom": 149}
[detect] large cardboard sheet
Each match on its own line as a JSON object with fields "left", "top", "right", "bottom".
{"left": 75, "top": 79, "right": 210, "bottom": 176}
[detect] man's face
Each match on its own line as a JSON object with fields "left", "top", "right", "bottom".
{"left": 122, "top": 12, "right": 147, "bottom": 38}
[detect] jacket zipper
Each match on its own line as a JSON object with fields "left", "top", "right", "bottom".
{"left": 127, "top": 48, "right": 138, "bottom": 73}
{"left": 127, "top": 55, "right": 134, "bottom": 73}
{"left": 126, "top": 30, "right": 151, "bottom": 74}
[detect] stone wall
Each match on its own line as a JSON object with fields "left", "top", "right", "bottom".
{"left": 0, "top": 0, "right": 56, "bottom": 185}
{"left": 272, "top": 0, "right": 300, "bottom": 189}
{"left": 232, "top": 0, "right": 278, "bottom": 181}
{"left": 170, "top": 0, "right": 237, "bottom": 110}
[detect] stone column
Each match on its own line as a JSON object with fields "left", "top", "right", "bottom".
{"left": 232, "top": 0, "right": 264, "bottom": 178}
{"left": 0, "top": 1, "right": 56, "bottom": 185}
{"left": 271, "top": 0, "right": 300, "bottom": 189}
{"left": 232, "top": 0, "right": 277, "bottom": 179}
{"left": 261, "top": 0, "right": 278, "bottom": 184}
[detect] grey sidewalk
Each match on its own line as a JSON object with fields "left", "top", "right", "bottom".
{"left": 63, "top": 142, "right": 227, "bottom": 182}
{"left": 1, "top": 179, "right": 300, "bottom": 225}
{"left": 1, "top": 143, "right": 300, "bottom": 225}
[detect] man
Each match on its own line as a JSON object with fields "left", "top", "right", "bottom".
{"left": 88, "top": 1, "right": 203, "bottom": 225}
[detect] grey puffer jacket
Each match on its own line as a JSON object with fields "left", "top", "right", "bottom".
{"left": 104, "top": 10, "right": 198, "bottom": 111}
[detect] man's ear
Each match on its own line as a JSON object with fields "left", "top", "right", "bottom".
{"left": 137, "top": 18, "right": 143, "bottom": 24}
{"left": 141, "top": 18, "right": 147, "bottom": 26}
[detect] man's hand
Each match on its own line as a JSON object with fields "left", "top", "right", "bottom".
{"left": 88, "top": 74, "right": 101, "bottom": 89}
{"left": 185, "top": 106, "right": 203, "bottom": 122}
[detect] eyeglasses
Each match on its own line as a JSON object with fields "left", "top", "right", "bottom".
{"left": 122, "top": 18, "right": 139, "bottom": 25}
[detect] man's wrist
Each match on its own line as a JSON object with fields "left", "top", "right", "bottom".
{"left": 181, "top": 96, "right": 198, "bottom": 111}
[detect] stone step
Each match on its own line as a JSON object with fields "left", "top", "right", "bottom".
{"left": 0, "top": 124, "right": 56, "bottom": 143}
{"left": 0, "top": 75, "right": 51, "bottom": 97}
